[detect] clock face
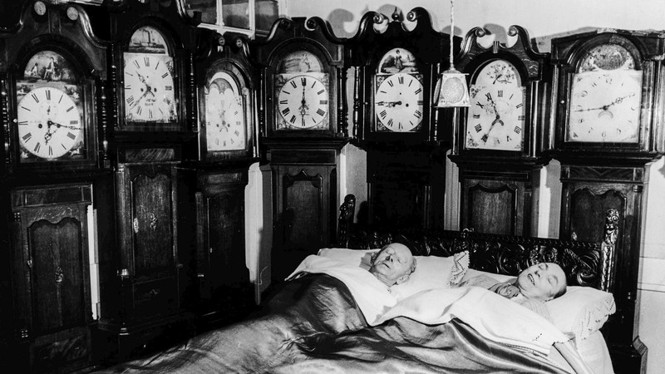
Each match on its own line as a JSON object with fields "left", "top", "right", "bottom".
{"left": 466, "top": 60, "right": 526, "bottom": 151}
{"left": 276, "top": 75, "right": 329, "bottom": 129}
{"left": 123, "top": 52, "right": 177, "bottom": 123}
{"left": 568, "top": 44, "right": 642, "bottom": 143}
{"left": 123, "top": 26, "right": 177, "bottom": 126}
{"left": 373, "top": 47, "right": 424, "bottom": 133}
{"left": 272, "top": 50, "right": 330, "bottom": 132}
{"left": 16, "top": 85, "right": 83, "bottom": 160}
{"left": 374, "top": 72, "right": 424, "bottom": 132}
{"left": 204, "top": 72, "right": 247, "bottom": 152}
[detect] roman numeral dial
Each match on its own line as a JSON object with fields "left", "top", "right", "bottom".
{"left": 374, "top": 72, "right": 424, "bottom": 132}
{"left": 276, "top": 75, "right": 329, "bottom": 130}
{"left": 16, "top": 86, "right": 83, "bottom": 159}
{"left": 466, "top": 60, "right": 525, "bottom": 151}
{"left": 123, "top": 52, "right": 177, "bottom": 124}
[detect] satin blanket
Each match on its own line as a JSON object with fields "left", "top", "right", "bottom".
{"left": 95, "top": 274, "right": 571, "bottom": 374}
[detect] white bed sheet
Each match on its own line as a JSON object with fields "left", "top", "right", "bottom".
{"left": 577, "top": 330, "right": 614, "bottom": 374}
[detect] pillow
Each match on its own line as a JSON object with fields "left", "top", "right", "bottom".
{"left": 460, "top": 269, "right": 616, "bottom": 341}
{"left": 317, "top": 248, "right": 469, "bottom": 301}
{"left": 547, "top": 286, "right": 615, "bottom": 341}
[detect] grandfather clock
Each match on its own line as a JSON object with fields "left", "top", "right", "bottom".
{"left": 0, "top": 1, "right": 109, "bottom": 372}
{"left": 192, "top": 29, "right": 259, "bottom": 328}
{"left": 348, "top": 7, "right": 453, "bottom": 230}
{"left": 550, "top": 29, "right": 665, "bottom": 373}
{"left": 252, "top": 16, "right": 348, "bottom": 281}
{"left": 450, "top": 25, "right": 551, "bottom": 236}
{"left": 96, "top": 0, "right": 200, "bottom": 362}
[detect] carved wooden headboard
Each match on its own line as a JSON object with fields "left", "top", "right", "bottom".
{"left": 337, "top": 194, "right": 618, "bottom": 290}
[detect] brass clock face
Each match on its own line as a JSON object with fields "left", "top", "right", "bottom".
{"left": 567, "top": 44, "right": 642, "bottom": 143}
{"left": 204, "top": 71, "right": 247, "bottom": 152}
{"left": 466, "top": 60, "right": 525, "bottom": 151}
{"left": 14, "top": 50, "right": 88, "bottom": 163}
{"left": 373, "top": 48, "right": 424, "bottom": 133}
{"left": 123, "top": 26, "right": 177, "bottom": 125}
{"left": 277, "top": 75, "right": 329, "bottom": 129}
{"left": 273, "top": 50, "right": 330, "bottom": 131}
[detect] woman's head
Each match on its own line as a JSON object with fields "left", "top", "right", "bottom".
{"left": 516, "top": 262, "right": 567, "bottom": 301}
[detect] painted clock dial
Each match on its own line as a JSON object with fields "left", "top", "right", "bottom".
{"left": 204, "top": 71, "right": 247, "bottom": 151}
{"left": 466, "top": 59, "right": 526, "bottom": 151}
{"left": 277, "top": 75, "right": 329, "bottom": 129}
{"left": 17, "top": 86, "right": 82, "bottom": 159}
{"left": 373, "top": 47, "right": 424, "bottom": 132}
{"left": 123, "top": 26, "right": 177, "bottom": 124}
{"left": 273, "top": 50, "right": 330, "bottom": 131}
{"left": 14, "top": 49, "right": 88, "bottom": 163}
{"left": 374, "top": 72, "right": 424, "bottom": 132}
{"left": 567, "top": 44, "right": 642, "bottom": 143}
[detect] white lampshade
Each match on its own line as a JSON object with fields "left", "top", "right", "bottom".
{"left": 435, "top": 68, "right": 469, "bottom": 108}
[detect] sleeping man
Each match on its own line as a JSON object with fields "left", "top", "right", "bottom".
{"left": 367, "top": 243, "right": 417, "bottom": 287}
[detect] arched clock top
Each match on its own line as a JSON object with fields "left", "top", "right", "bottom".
{"left": 2, "top": 2, "right": 108, "bottom": 79}
{"left": 551, "top": 29, "right": 665, "bottom": 66}
{"left": 457, "top": 25, "right": 549, "bottom": 83}
{"left": 253, "top": 17, "right": 345, "bottom": 68}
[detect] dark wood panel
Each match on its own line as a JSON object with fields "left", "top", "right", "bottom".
{"left": 29, "top": 218, "right": 86, "bottom": 334}
{"left": 462, "top": 180, "right": 523, "bottom": 236}
{"left": 131, "top": 172, "right": 174, "bottom": 279}
{"left": 271, "top": 164, "right": 335, "bottom": 280}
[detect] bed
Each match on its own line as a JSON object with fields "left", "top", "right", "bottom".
{"left": 95, "top": 194, "right": 619, "bottom": 374}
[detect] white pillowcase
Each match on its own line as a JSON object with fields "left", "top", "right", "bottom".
{"left": 317, "top": 248, "right": 469, "bottom": 301}
{"left": 461, "top": 268, "right": 616, "bottom": 341}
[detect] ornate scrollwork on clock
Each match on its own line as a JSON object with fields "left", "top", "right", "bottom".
{"left": 348, "top": 7, "right": 451, "bottom": 144}
{"left": 454, "top": 25, "right": 550, "bottom": 160}
{"left": 253, "top": 16, "right": 346, "bottom": 138}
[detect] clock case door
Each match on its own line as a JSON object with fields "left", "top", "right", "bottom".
{"left": 1, "top": 2, "right": 107, "bottom": 175}
{"left": 253, "top": 16, "right": 346, "bottom": 139}
{"left": 195, "top": 30, "right": 257, "bottom": 163}
{"left": 550, "top": 30, "right": 665, "bottom": 163}
{"left": 450, "top": 26, "right": 551, "bottom": 236}
{"left": 108, "top": 0, "right": 200, "bottom": 136}
{"left": 348, "top": 7, "right": 453, "bottom": 144}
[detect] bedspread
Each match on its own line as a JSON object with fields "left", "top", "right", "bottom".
{"left": 96, "top": 274, "right": 571, "bottom": 374}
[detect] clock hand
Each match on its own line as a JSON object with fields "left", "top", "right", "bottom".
{"left": 130, "top": 88, "right": 151, "bottom": 108}
{"left": 574, "top": 93, "right": 637, "bottom": 112}
{"left": 44, "top": 120, "right": 58, "bottom": 144}
{"left": 481, "top": 117, "right": 505, "bottom": 143}
{"left": 48, "top": 120, "right": 80, "bottom": 131}
{"left": 376, "top": 101, "right": 403, "bottom": 107}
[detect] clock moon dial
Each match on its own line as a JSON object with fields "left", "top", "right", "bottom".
{"left": 205, "top": 74, "right": 247, "bottom": 152}
{"left": 277, "top": 75, "right": 329, "bottom": 129}
{"left": 17, "top": 86, "right": 83, "bottom": 159}
{"left": 466, "top": 60, "right": 525, "bottom": 151}
{"left": 123, "top": 52, "right": 177, "bottom": 123}
{"left": 374, "top": 72, "right": 424, "bottom": 132}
